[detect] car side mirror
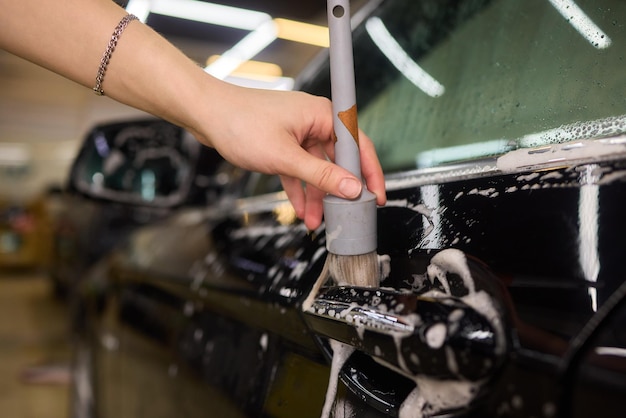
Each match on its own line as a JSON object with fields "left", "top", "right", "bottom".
{"left": 67, "top": 118, "right": 218, "bottom": 208}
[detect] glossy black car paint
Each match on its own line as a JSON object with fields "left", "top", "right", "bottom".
{"left": 78, "top": 155, "right": 626, "bottom": 418}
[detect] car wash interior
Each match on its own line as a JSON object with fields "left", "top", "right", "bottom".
{"left": 1, "top": 1, "right": 626, "bottom": 418}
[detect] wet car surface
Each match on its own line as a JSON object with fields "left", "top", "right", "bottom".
{"left": 71, "top": 0, "right": 626, "bottom": 417}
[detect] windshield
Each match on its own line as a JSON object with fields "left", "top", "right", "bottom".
{"left": 301, "top": 0, "right": 626, "bottom": 173}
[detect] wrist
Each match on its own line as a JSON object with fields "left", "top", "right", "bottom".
{"left": 182, "top": 77, "right": 242, "bottom": 150}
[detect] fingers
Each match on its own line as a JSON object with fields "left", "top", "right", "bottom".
{"left": 302, "top": 184, "right": 326, "bottom": 231}
{"left": 294, "top": 142, "right": 333, "bottom": 231}
{"left": 280, "top": 147, "right": 363, "bottom": 230}
{"left": 297, "top": 127, "right": 385, "bottom": 205}
{"left": 279, "top": 109, "right": 386, "bottom": 231}
{"left": 280, "top": 176, "right": 306, "bottom": 220}
{"left": 290, "top": 148, "right": 363, "bottom": 199}
{"left": 206, "top": 89, "right": 386, "bottom": 230}
{"left": 281, "top": 175, "right": 327, "bottom": 231}
{"left": 358, "top": 130, "right": 387, "bottom": 205}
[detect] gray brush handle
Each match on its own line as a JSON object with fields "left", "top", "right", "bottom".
{"left": 323, "top": 0, "right": 377, "bottom": 256}
{"left": 327, "top": 0, "right": 360, "bottom": 177}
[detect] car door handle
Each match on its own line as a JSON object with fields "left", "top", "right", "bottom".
{"left": 303, "top": 286, "right": 503, "bottom": 381}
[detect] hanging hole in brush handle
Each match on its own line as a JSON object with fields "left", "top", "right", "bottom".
{"left": 327, "top": 0, "right": 360, "bottom": 176}
{"left": 333, "top": 5, "right": 345, "bottom": 18}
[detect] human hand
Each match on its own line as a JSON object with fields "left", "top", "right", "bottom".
{"left": 191, "top": 85, "right": 386, "bottom": 230}
{"left": 0, "top": 0, "right": 383, "bottom": 231}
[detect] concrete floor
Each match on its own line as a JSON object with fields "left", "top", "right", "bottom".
{"left": 0, "top": 271, "right": 70, "bottom": 418}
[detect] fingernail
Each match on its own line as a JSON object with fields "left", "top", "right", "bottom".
{"left": 338, "top": 178, "right": 362, "bottom": 199}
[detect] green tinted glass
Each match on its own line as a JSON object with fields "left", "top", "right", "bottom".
{"left": 325, "top": 0, "right": 626, "bottom": 172}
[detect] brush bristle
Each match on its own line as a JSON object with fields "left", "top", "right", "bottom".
{"left": 327, "top": 251, "right": 379, "bottom": 287}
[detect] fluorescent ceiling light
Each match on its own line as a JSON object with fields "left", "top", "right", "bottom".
{"left": 147, "top": 0, "right": 271, "bottom": 31}
{"left": 579, "top": 164, "right": 600, "bottom": 312}
{"left": 224, "top": 75, "right": 294, "bottom": 91}
{"left": 127, "top": 1, "right": 329, "bottom": 47}
{"left": 126, "top": 1, "right": 328, "bottom": 86}
{"left": 596, "top": 347, "right": 626, "bottom": 357}
{"left": 206, "top": 56, "right": 293, "bottom": 91}
{"left": 416, "top": 139, "right": 512, "bottom": 168}
{"left": 206, "top": 56, "right": 284, "bottom": 78}
{"left": 205, "top": 20, "right": 278, "bottom": 79}
{"left": 275, "top": 18, "right": 329, "bottom": 47}
{"left": 125, "top": 0, "right": 150, "bottom": 22}
{"left": 365, "top": 17, "right": 445, "bottom": 98}
{"left": 547, "top": 0, "right": 612, "bottom": 49}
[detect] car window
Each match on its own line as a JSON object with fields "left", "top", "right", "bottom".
{"left": 302, "top": 0, "right": 626, "bottom": 173}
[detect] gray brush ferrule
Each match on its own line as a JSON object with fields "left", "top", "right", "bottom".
{"left": 324, "top": 190, "right": 377, "bottom": 256}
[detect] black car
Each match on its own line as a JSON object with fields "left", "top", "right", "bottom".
{"left": 49, "top": 118, "right": 225, "bottom": 299}
{"left": 71, "top": 0, "right": 626, "bottom": 417}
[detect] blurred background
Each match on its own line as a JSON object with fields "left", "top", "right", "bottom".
{"left": 0, "top": 1, "right": 364, "bottom": 416}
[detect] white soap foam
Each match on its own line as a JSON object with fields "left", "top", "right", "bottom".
{"left": 430, "top": 249, "right": 476, "bottom": 294}
{"left": 497, "top": 138, "right": 626, "bottom": 172}
{"left": 332, "top": 397, "right": 355, "bottom": 418}
{"left": 321, "top": 340, "right": 354, "bottom": 418}
{"left": 398, "top": 377, "right": 480, "bottom": 418}
{"left": 318, "top": 248, "right": 503, "bottom": 417}
{"left": 425, "top": 323, "right": 447, "bottom": 349}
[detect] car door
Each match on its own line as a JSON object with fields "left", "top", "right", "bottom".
{"left": 81, "top": 0, "right": 626, "bottom": 417}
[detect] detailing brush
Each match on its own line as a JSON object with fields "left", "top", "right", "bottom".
{"left": 323, "top": 0, "right": 379, "bottom": 289}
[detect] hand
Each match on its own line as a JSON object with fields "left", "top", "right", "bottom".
{"left": 0, "top": 0, "right": 385, "bottom": 231}
{"left": 191, "top": 85, "right": 387, "bottom": 230}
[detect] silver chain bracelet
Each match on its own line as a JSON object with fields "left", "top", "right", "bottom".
{"left": 93, "top": 14, "right": 138, "bottom": 96}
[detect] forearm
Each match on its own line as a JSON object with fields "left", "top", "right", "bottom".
{"left": 0, "top": 0, "right": 225, "bottom": 143}
{"left": 0, "top": 0, "right": 386, "bottom": 229}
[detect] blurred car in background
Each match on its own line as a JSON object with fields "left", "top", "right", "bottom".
{"left": 48, "top": 118, "right": 225, "bottom": 298}
{"left": 69, "top": 0, "right": 626, "bottom": 417}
